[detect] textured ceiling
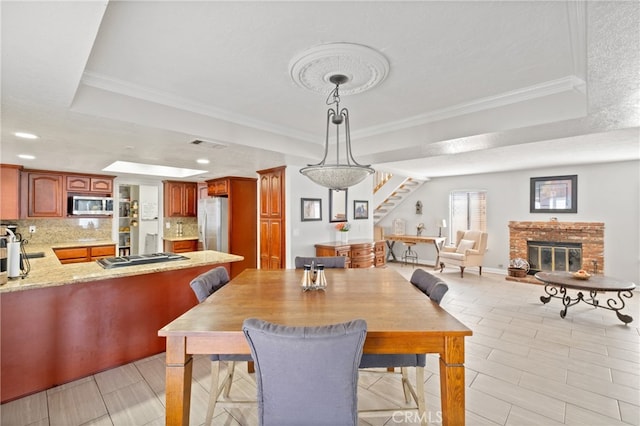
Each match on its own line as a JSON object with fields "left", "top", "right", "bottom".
{"left": 1, "top": 1, "right": 638, "bottom": 181}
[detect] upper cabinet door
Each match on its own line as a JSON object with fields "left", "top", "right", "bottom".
{"left": 66, "top": 176, "right": 90, "bottom": 192}
{"left": 28, "top": 172, "right": 63, "bottom": 217}
{"left": 0, "top": 165, "right": 21, "bottom": 220}
{"left": 259, "top": 174, "right": 270, "bottom": 217}
{"left": 269, "top": 171, "right": 283, "bottom": 218}
{"left": 183, "top": 183, "right": 197, "bottom": 217}
{"left": 165, "top": 182, "right": 184, "bottom": 217}
{"left": 90, "top": 178, "right": 113, "bottom": 193}
{"left": 259, "top": 166, "right": 284, "bottom": 219}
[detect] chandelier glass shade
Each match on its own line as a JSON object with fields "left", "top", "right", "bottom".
{"left": 300, "top": 75, "right": 374, "bottom": 190}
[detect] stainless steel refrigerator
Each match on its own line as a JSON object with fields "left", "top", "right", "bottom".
{"left": 197, "top": 197, "right": 229, "bottom": 252}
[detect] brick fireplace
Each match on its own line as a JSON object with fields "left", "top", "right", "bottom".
{"left": 509, "top": 221, "right": 605, "bottom": 276}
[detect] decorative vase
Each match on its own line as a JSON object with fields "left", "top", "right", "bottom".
{"left": 341, "top": 232, "right": 349, "bottom": 243}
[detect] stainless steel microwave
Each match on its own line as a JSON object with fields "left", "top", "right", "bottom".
{"left": 68, "top": 196, "right": 114, "bottom": 215}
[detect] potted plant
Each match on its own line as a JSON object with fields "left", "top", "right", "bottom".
{"left": 508, "top": 258, "right": 529, "bottom": 278}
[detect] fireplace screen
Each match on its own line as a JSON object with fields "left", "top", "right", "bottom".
{"left": 527, "top": 241, "right": 582, "bottom": 273}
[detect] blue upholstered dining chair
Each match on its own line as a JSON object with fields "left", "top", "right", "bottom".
{"left": 189, "top": 267, "right": 254, "bottom": 426}
{"left": 358, "top": 268, "right": 448, "bottom": 425}
{"left": 294, "top": 255, "right": 347, "bottom": 269}
{"left": 243, "top": 318, "right": 367, "bottom": 426}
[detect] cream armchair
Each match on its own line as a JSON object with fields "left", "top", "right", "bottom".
{"left": 439, "top": 230, "right": 488, "bottom": 277}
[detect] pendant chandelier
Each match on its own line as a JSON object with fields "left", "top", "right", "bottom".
{"left": 300, "top": 74, "right": 375, "bottom": 190}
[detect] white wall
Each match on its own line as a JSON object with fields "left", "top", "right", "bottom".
{"left": 377, "top": 160, "right": 640, "bottom": 284}
{"left": 286, "top": 166, "right": 374, "bottom": 268}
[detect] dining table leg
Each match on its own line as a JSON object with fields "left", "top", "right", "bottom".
{"left": 165, "top": 336, "right": 193, "bottom": 426}
{"left": 439, "top": 335, "right": 466, "bottom": 426}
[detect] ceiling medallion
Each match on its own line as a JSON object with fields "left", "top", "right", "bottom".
{"left": 289, "top": 43, "right": 390, "bottom": 95}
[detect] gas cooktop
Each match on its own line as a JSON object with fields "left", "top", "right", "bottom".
{"left": 96, "top": 252, "right": 189, "bottom": 269}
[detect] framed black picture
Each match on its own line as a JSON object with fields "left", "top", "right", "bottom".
{"left": 530, "top": 175, "right": 577, "bottom": 213}
{"left": 353, "top": 200, "right": 368, "bottom": 220}
{"left": 301, "top": 198, "right": 322, "bottom": 221}
{"left": 329, "top": 189, "right": 348, "bottom": 222}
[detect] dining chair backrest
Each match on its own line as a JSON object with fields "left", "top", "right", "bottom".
{"left": 294, "top": 256, "right": 347, "bottom": 269}
{"left": 243, "top": 318, "right": 367, "bottom": 426}
{"left": 189, "top": 266, "right": 230, "bottom": 302}
{"left": 410, "top": 268, "right": 449, "bottom": 304}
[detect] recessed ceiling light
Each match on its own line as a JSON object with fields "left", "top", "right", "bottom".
{"left": 14, "top": 132, "right": 39, "bottom": 139}
{"left": 103, "top": 161, "right": 207, "bottom": 178}
{"left": 196, "top": 158, "right": 210, "bottom": 164}
{"left": 18, "top": 154, "right": 35, "bottom": 160}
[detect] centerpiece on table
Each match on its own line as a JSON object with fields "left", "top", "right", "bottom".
{"left": 335, "top": 222, "right": 351, "bottom": 243}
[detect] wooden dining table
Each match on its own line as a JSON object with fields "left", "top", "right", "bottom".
{"left": 158, "top": 267, "right": 472, "bottom": 426}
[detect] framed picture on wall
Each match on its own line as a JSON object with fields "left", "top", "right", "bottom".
{"left": 530, "top": 175, "right": 577, "bottom": 213}
{"left": 329, "top": 189, "right": 348, "bottom": 222}
{"left": 301, "top": 198, "right": 322, "bottom": 221}
{"left": 353, "top": 200, "right": 368, "bottom": 219}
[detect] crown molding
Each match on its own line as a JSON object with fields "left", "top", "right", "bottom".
{"left": 352, "top": 75, "right": 587, "bottom": 139}
{"left": 80, "top": 71, "right": 319, "bottom": 143}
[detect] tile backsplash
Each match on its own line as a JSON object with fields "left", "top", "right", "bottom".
{"left": 163, "top": 217, "right": 198, "bottom": 237}
{"left": 10, "top": 219, "right": 112, "bottom": 245}
{"left": 6, "top": 216, "right": 198, "bottom": 246}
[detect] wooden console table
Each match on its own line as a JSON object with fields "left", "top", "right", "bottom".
{"left": 385, "top": 234, "right": 446, "bottom": 269}
{"left": 535, "top": 271, "right": 636, "bottom": 324}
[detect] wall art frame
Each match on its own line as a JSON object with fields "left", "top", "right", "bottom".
{"left": 530, "top": 174, "right": 577, "bottom": 213}
{"left": 353, "top": 200, "right": 368, "bottom": 220}
{"left": 301, "top": 198, "right": 322, "bottom": 221}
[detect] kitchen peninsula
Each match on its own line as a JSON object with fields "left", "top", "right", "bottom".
{"left": 0, "top": 246, "right": 242, "bottom": 403}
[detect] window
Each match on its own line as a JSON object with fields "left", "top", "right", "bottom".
{"left": 449, "top": 191, "right": 487, "bottom": 242}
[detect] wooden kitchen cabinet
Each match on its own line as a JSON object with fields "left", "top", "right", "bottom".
{"left": 163, "top": 239, "right": 198, "bottom": 253}
{"left": 259, "top": 166, "right": 284, "bottom": 218}
{"left": 0, "top": 164, "right": 22, "bottom": 220}
{"left": 66, "top": 175, "right": 113, "bottom": 194}
{"left": 258, "top": 166, "right": 286, "bottom": 269}
{"left": 20, "top": 169, "right": 115, "bottom": 218}
{"left": 207, "top": 179, "right": 228, "bottom": 196}
{"left": 53, "top": 244, "right": 116, "bottom": 264}
{"left": 24, "top": 171, "right": 64, "bottom": 218}
{"left": 205, "top": 176, "right": 257, "bottom": 278}
{"left": 163, "top": 181, "right": 197, "bottom": 217}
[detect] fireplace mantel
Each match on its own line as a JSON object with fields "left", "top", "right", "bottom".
{"left": 509, "top": 221, "right": 604, "bottom": 274}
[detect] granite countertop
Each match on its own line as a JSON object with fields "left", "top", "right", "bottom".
{"left": 1, "top": 244, "right": 243, "bottom": 293}
{"left": 162, "top": 236, "right": 199, "bottom": 241}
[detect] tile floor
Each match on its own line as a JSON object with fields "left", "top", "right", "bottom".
{"left": 2, "top": 264, "right": 639, "bottom": 426}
